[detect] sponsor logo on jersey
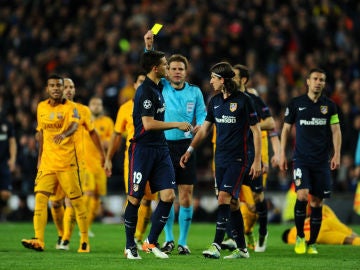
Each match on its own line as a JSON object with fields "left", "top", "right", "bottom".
{"left": 215, "top": 115, "right": 236, "bottom": 123}
{"left": 299, "top": 118, "right": 327, "bottom": 126}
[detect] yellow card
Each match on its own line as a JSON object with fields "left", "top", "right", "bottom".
{"left": 151, "top": 23, "right": 163, "bottom": 35}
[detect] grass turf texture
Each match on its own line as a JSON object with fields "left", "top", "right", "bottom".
{"left": 0, "top": 223, "right": 359, "bottom": 270}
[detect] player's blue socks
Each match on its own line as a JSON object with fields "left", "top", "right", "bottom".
{"left": 308, "top": 206, "right": 322, "bottom": 245}
{"left": 178, "top": 205, "right": 193, "bottom": 246}
{"left": 148, "top": 200, "right": 173, "bottom": 244}
{"left": 124, "top": 201, "right": 140, "bottom": 248}
{"left": 230, "top": 209, "right": 246, "bottom": 249}
{"left": 294, "top": 199, "right": 308, "bottom": 238}
{"left": 214, "top": 204, "right": 230, "bottom": 245}
{"left": 164, "top": 205, "right": 175, "bottom": 242}
{"left": 256, "top": 199, "right": 268, "bottom": 236}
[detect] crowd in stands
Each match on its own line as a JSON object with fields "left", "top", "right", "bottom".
{"left": 1, "top": 0, "right": 360, "bottom": 197}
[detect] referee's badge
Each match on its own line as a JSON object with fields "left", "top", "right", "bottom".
{"left": 320, "top": 106, "right": 328, "bottom": 115}
{"left": 230, "top": 103, "right": 237, "bottom": 112}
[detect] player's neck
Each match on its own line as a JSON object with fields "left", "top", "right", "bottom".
{"left": 147, "top": 73, "right": 161, "bottom": 85}
{"left": 49, "top": 98, "right": 63, "bottom": 106}
{"left": 307, "top": 91, "right": 321, "bottom": 102}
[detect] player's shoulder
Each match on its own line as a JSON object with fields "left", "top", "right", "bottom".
{"left": 185, "top": 81, "right": 201, "bottom": 90}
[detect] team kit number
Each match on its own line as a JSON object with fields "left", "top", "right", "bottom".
{"left": 293, "top": 168, "right": 302, "bottom": 187}
{"left": 132, "top": 171, "right": 143, "bottom": 192}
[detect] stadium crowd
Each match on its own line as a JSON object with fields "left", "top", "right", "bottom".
{"left": 1, "top": 0, "right": 360, "bottom": 202}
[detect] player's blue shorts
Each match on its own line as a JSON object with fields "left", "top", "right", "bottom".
{"left": 167, "top": 139, "right": 196, "bottom": 185}
{"left": 293, "top": 161, "right": 331, "bottom": 199}
{"left": 215, "top": 161, "right": 250, "bottom": 199}
{"left": 0, "top": 161, "right": 12, "bottom": 191}
{"left": 243, "top": 172, "right": 264, "bottom": 193}
{"left": 128, "top": 143, "right": 175, "bottom": 199}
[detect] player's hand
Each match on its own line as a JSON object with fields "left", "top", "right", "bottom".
{"left": 192, "top": 125, "right": 201, "bottom": 135}
{"left": 104, "top": 159, "right": 112, "bottom": 177}
{"left": 8, "top": 158, "right": 16, "bottom": 172}
{"left": 279, "top": 153, "right": 288, "bottom": 171}
{"left": 330, "top": 154, "right": 340, "bottom": 170}
{"left": 144, "top": 30, "right": 154, "bottom": 50}
{"left": 262, "top": 162, "right": 269, "bottom": 174}
{"left": 180, "top": 151, "right": 191, "bottom": 168}
{"left": 271, "top": 154, "right": 280, "bottom": 168}
{"left": 249, "top": 161, "right": 261, "bottom": 179}
{"left": 178, "top": 122, "right": 193, "bottom": 132}
{"left": 53, "top": 133, "right": 66, "bottom": 144}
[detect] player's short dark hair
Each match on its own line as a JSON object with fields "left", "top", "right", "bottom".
{"left": 282, "top": 229, "right": 290, "bottom": 243}
{"left": 141, "top": 50, "right": 166, "bottom": 73}
{"left": 47, "top": 74, "right": 63, "bottom": 84}
{"left": 133, "top": 70, "right": 146, "bottom": 82}
{"left": 210, "top": 62, "right": 237, "bottom": 94}
{"left": 233, "top": 64, "right": 250, "bottom": 84}
{"left": 168, "top": 54, "right": 189, "bottom": 70}
{"left": 308, "top": 68, "right": 326, "bottom": 79}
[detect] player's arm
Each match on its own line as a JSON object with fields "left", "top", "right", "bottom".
{"left": 142, "top": 116, "right": 192, "bottom": 132}
{"left": 249, "top": 123, "right": 262, "bottom": 179}
{"left": 35, "top": 130, "right": 43, "bottom": 169}
{"left": 89, "top": 129, "right": 105, "bottom": 167}
{"left": 53, "top": 122, "right": 78, "bottom": 144}
{"left": 8, "top": 136, "right": 17, "bottom": 172}
{"left": 268, "top": 129, "right": 281, "bottom": 167}
{"left": 279, "top": 123, "right": 292, "bottom": 171}
{"left": 259, "top": 116, "right": 275, "bottom": 131}
{"left": 104, "top": 131, "right": 123, "bottom": 176}
{"left": 330, "top": 123, "right": 341, "bottom": 170}
{"left": 180, "top": 120, "right": 212, "bottom": 168}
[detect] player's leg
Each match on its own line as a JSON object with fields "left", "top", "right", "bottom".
{"left": 161, "top": 204, "right": 175, "bottom": 253}
{"left": 49, "top": 185, "right": 65, "bottom": 248}
{"left": 135, "top": 182, "right": 156, "bottom": 249}
{"left": 22, "top": 171, "right": 56, "bottom": 251}
{"left": 177, "top": 184, "right": 193, "bottom": 254}
{"left": 58, "top": 170, "right": 89, "bottom": 252}
{"left": 142, "top": 149, "right": 175, "bottom": 259}
{"left": 59, "top": 197, "right": 75, "bottom": 250}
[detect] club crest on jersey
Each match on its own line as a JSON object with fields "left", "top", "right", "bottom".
{"left": 230, "top": 103, "right": 237, "bottom": 112}
{"left": 133, "top": 184, "right": 139, "bottom": 192}
{"left": 320, "top": 106, "right": 328, "bottom": 115}
{"left": 295, "top": 178, "right": 301, "bottom": 187}
{"left": 57, "top": 112, "right": 63, "bottom": 119}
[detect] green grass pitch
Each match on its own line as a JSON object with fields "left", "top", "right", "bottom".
{"left": 0, "top": 222, "right": 359, "bottom": 270}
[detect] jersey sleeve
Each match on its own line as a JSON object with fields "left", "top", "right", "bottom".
{"left": 205, "top": 97, "right": 215, "bottom": 123}
{"left": 139, "top": 88, "right": 156, "bottom": 117}
{"left": 284, "top": 99, "right": 296, "bottom": 124}
{"left": 329, "top": 101, "right": 340, "bottom": 125}
{"left": 195, "top": 87, "right": 207, "bottom": 125}
{"left": 114, "top": 104, "right": 128, "bottom": 134}
{"left": 253, "top": 95, "right": 271, "bottom": 120}
{"left": 245, "top": 94, "right": 259, "bottom": 126}
{"left": 81, "top": 105, "right": 95, "bottom": 132}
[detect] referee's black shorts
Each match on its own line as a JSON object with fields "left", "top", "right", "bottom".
{"left": 167, "top": 139, "right": 197, "bottom": 185}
